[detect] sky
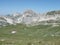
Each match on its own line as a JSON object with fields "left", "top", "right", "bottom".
{"left": 0, "top": 0, "right": 60, "bottom": 15}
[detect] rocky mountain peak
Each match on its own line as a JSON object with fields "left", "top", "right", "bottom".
{"left": 23, "top": 9, "right": 38, "bottom": 17}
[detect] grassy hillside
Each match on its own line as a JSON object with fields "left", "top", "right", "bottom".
{"left": 0, "top": 24, "right": 60, "bottom": 45}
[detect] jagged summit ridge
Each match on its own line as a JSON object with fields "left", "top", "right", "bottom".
{"left": 0, "top": 10, "right": 60, "bottom": 26}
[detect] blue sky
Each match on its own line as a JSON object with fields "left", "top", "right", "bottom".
{"left": 0, "top": 0, "right": 60, "bottom": 15}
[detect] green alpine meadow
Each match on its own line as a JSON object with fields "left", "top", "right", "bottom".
{"left": 0, "top": 23, "right": 60, "bottom": 45}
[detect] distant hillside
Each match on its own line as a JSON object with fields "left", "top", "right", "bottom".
{"left": 46, "top": 10, "right": 60, "bottom": 15}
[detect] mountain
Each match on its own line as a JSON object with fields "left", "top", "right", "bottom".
{"left": 0, "top": 16, "right": 9, "bottom": 26}
{"left": 22, "top": 9, "right": 39, "bottom": 24}
{"left": 0, "top": 10, "right": 60, "bottom": 26}
{"left": 46, "top": 10, "right": 60, "bottom": 15}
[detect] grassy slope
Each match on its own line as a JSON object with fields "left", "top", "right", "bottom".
{"left": 0, "top": 24, "right": 60, "bottom": 45}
